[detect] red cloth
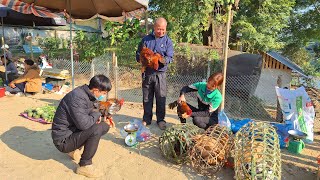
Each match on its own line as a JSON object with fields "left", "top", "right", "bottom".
{"left": 1, "top": 0, "right": 64, "bottom": 18}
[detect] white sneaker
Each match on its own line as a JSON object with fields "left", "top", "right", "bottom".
{"left": 5, "top": 91, "right": 13, "bottom": 96}
{"left": 15, "top": 92, "right": 24, "bottom": 97}
{"left": 76, "top": 164, "right": 103, "bottom": 178}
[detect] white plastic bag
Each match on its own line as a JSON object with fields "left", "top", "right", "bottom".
{"left": 120, "top": 119, "right": 151, "bottom": 142}
{"left": 275, "top": 86, "right": 315, "bottom": 143}
{"left": 218, "top": 110, "right": 231, "bottom": 130}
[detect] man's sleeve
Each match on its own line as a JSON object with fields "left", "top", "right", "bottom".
{"left": 164, "top": 38, "right": 174, "bottom": 64}
{"left": 136, "top": 40, "right": 144, "bottom": 62}
{"left": 69, "top": 97, "right": 102, "bottom": 130}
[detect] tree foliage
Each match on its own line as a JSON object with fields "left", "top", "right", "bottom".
{"left": 231, "top": 0, "right": 295, "bottom": 53}
{"left": 72, "top": 31, "right": 109, "bottom": 62}
{"left": 282, "top": 0, "right": 320, "bottom": 46}
{"left": 104, "top": 19, "right": 143, "bottom": 46}
{"left": 149, "top": 0, "right": 233, "bottom": 44}
{"left": 281, "top": 0, "right": 320, "bottom": 77}
{"left": 286, "top": 47, "right": 319, "bottom": 76}
{"left": 103, "top": 19, "right": 146, "bottom": 66}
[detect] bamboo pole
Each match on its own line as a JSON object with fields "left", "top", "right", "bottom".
{"left": 276, "top": 75, "right": 283, "bottom": 122}
{"left": 145, "top": 11, "right": 148, "bottom": 34}
{"left": 220, "top": 5, "right": 232, "bottom": 110}
{"left": 1, "top": 17, "right": 7, "bottom": 83}
{"left": 68, "top": 0, "right": 75, "bottom": 89}
{"left": 114, "top": 56, "right": 118, "bottom": 99}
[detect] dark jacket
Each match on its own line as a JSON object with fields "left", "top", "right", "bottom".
{"left": 51, "top": 85, "right": 102, "bottom": 144}
{"left": 5, "top": 60, "right": 18, "bottom": 75}
{"left": 136, "top": 32, "right": 174, "bottom": 75}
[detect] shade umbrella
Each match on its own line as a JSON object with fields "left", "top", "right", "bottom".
{"left": 1, "top": 0, "right": 148, "bottom": 89}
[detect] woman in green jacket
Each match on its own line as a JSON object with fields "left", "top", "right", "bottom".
{"left": 178, "top": 72, "right": 224, "bottom": 129}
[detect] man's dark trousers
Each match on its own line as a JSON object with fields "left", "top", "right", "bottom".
{"left": 54, "top": 122, "right": 109, "bottom": 166}
{"left": 142, "top": 72, "right": 166, "bottom": 125}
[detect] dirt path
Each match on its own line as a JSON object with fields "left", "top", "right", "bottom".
{"left": 0, "top": 94, "right": 318, "bottom": 179}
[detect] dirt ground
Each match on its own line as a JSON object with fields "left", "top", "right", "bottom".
{"left": 0, "top": 93, "right": 319, "bottom": 180}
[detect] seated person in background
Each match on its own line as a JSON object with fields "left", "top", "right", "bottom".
{"left": 0, "top": 54, "right": 18, "bottom": 83}
{"left": 178, "top": 72, "right": 224, "bottom": 130}
{"left": 1, "top": 44, "right": 13, "bottom": 60}
{"left": 6, "top": 59, "right": 42, "bottom": 96}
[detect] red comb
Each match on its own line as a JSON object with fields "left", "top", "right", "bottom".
{"left": 119, "top": 98, "right": 124, "bottom": 106}
{"left": 187, "top": 109, "right": 192, "bottom": 116}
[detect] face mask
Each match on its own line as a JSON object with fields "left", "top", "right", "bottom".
{"left": 205, "top": 88, "right": 213, "bottom": 95}
{"left": 96, "top": 95, "right": 105, "bottom": 101}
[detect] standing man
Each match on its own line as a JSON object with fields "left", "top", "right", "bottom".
{"left": 52, "top": 75, "right": 112, "bottom": 178}
{"left": 136, "top": 17, "right": 174, "bottom": 130}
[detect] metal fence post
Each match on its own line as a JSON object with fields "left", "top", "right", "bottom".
{"left": 207, "top": 59, "right": 211, "bottom": 80}
{"left": 114, "top": 56, "right": 118, "bottom": 99}
{"left": 276, "top": 75, "right": 283, "bottom": 122}
{"left": 106, "top": 61, "right": 110, "bottom": 78}
{"left": 91, "top": 60, "right": 95, "bottom": 78}
{"left": 106, "top": 61, "right": 110, "bottom": 99}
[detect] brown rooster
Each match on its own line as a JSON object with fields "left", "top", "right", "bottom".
{"left": 139, "top": 47, "right": 165, "bottom": 73}
{"left": 99, "top": 98, "right": 124, "bottom": 127}
{"left": 169, "top": 100, "right": 193, "bottom": 118}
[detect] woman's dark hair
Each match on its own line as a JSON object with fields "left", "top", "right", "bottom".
{"left": 208, "top": 72, "right": 224, "bottom": 88}
{"left": 88, "top": 74, "right": 112, "bottom": 91}
{"left": 1, "top": 55, "right": 11, "bottom": 63}
{"left": 24, "top": 59, "right": 34, "bottom": 66}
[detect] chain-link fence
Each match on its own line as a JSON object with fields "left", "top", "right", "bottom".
{"left": 50, "top": 54, "right": 317, "bottom": 125}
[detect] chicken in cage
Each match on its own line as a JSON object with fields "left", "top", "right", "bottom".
{"left": 234, "top": 122, "right": 281, "bottom": 180}
{"left": 159, "top": 124, "right": 203, "bottom": 164}
{"left": 189, "top": 125, "right": 234, "bottom": 176}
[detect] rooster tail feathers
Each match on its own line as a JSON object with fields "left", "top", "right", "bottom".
{"left": 168, "top": 101, "right": 178, "bottom": 109}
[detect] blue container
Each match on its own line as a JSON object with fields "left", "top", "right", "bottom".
{"left": 42, "top": 83, "right": 54, "bottom": 91}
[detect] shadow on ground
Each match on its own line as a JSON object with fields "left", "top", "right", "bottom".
{"left": 103, "top": 113, "right": 235, "bottom": 180}
{"left": 0, "top": 126, "right": 76, "bottom": 172}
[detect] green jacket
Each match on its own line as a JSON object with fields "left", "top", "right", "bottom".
{"left": 184, "top": 82, "right": 222, "bottom": 112}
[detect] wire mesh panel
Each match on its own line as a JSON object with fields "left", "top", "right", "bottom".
{"left": 113, "top": 62, "right": 206, "bottom": 105}
{"left": 166, "top": 74, "right": 205, "bottom": 106}
{"left": 51, "top": 58, "right": 92, "bottom": 86}
{"left": 117, "top": 67, "right": 142, "bottom": 102}
{"left": 49, "top": 54, "right": 306, "bottom": 123}
{"left": 234, "top": 122, "right": 281, "bottom": 180}
{"left": 92, "top": 53, "right": 113, "bottom": 77}
{"left": 224, "top": 75, "right": 275, "bottom": 121}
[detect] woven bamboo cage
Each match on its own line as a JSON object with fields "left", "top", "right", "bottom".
{"left": 189, "top": 125, "right": 234, "bottom": 175}
{"left": 159, "top": 124, "right": 203, "bottom": 164}
{"left": 234, "top": 122, "right": 281, "bottom": 180}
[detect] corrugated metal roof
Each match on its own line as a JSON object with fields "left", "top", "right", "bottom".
{"left": 266, "top": 51, "right": 308, "bottom": 78}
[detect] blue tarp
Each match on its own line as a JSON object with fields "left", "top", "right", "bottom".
{"left": 23, "top": 45, "right": 43, "bottom": 54}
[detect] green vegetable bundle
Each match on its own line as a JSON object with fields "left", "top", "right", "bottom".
{"left": 24, "top": 105, "right": 57, "bottom": 123}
